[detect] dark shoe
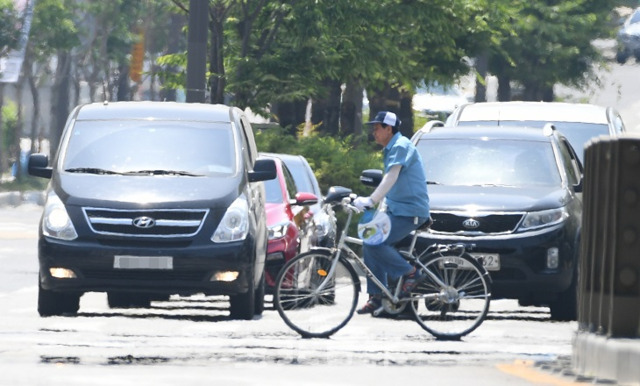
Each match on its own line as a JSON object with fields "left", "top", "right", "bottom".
{"left": 399, "top": 268, "right": 426, "bottom": 299}
{"left": 356, "top": 295, "right": 382, "bottom": 314}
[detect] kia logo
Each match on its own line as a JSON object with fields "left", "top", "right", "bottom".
{"left": 462, "top": 218, "right": 480, "bottom": 229}
{"left": 133, "top": 216, "right": 156, "bottom": 229}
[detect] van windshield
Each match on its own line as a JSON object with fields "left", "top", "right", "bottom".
{"left": 62, "top": 120, "right": 236, "bottom": 176}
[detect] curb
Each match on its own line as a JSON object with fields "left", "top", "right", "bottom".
{"left": 0, "top": 191, "right": 45, "bottom": 207}
{"left": 573, "top": 331, "right": 640, "bottom": 384}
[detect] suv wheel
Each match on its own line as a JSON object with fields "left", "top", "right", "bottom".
{"left": 38, "top": 280, "right": 80, "bottom": 317}
{"left": 549, "top": 276, "right": 577, "bottom": 321}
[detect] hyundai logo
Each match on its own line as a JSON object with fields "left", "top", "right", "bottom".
{"left": 462, "top": 218, "right": 480, "bottom": 229}
{"left": 133, "top": 216, "right": 156, "bottom": 229}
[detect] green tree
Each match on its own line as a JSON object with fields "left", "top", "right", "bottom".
{"left": 0, "top": 0, "right": 22, "bottom": 177}
{"left": 487, "top": 0, "right": 620, "bottom": 101}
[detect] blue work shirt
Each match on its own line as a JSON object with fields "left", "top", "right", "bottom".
{"left": 383, "top": 132, "right": 430, "bottom": 218}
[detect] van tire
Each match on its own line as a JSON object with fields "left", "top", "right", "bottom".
{"left": 38, "top": 280, "right": 80, "bottom": 317}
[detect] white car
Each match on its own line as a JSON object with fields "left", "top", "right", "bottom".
{"left": 445, "top": 101, "right": 627, "bottom": 164}
{"left": 413, "top": 82, "right": 473, "bottom": 120}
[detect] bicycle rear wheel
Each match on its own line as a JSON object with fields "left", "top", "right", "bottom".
{"left": 274, "top": 250, "right": 359, "bottom": 338}
{"left": 410, "top": 251, "right": 491, "bottom": 340}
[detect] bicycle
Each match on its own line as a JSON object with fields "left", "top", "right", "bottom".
{"left": 273, "top": 185, "right": 492, "bottom": 340}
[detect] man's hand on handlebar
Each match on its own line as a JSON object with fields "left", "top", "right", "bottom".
{"left": 353, "top": 196, "right": 374, "bottom": 211}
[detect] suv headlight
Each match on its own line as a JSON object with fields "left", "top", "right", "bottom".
{"left": 42, "top": 191, "right": 78, "bottom": 240}
{"left": 518, "top": 207, "right": 568, "bottom": 231}
{"left": 212, "top": 195, "right": 249, "bottom": 242}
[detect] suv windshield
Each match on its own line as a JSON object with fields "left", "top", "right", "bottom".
{"left": 416, "top": 139, "right": 561, "bottom": 187}
{"left": 457, "top": 120, "right": 608, "bottom": 163}
{"left": 61, "top": 121, "right": 236, "bottom": 176}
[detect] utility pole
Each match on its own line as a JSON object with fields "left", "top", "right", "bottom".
{"left": 186, "top": 0, "right": 208, "bottom": 103}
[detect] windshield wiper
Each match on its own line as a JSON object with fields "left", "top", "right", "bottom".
{"left": 471, "top": 183, "right": 516, "bottom": 187}
{"left": 65, "top": 167, "right": 122, "bottom": 175}
{"left": 427, "top": 181, "right": 441, "bottom": 185}
{"left": 122, "top": 169, "right": 202, "bottom": 177}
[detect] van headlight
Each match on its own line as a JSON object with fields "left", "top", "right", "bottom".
{"left": 42, "top": 191, "right": 78, "bottom": 240}
{"left": 518, "top": 207, "right": 568, "bottom": 231}
{"left": 212, "top": 195, "right": 249, "bottom": 242}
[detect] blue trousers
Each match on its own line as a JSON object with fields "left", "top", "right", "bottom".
{"left": 363, "top": 214, "right": 428, "bottom": 295}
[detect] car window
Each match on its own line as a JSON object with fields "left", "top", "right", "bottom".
{"left": 240, "top": 115, "right": 258, "bottom": 164}
{"left": 281, "top": 163, "right": 299, "bottom": 199}
{"left": 630, "top": 9, "right": 640, "bottom": 24}
{"left": 264, "top": 173, "right": 285, "bottom": 203}
{"left": 416, "top": 138, "right": 561, "bottom": 187}
{"left": 282, "top": 158, "right": 316, "bottom": 194}
{"left": 558, "top": 138, "right": 580, "bottom": 185}
{"left": 62, "top": 121, "right": 235, "bottom": 175}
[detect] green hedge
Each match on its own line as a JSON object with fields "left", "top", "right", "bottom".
{"left": 254, "top": 126, "right": 384, "bottom": 197}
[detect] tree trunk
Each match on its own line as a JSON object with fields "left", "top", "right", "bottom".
{"left": 340, "top": 81, "right": 363, "bottom": 136}
{"left": 0, "top": 83, "right": 5, "bottom": 176}
{"left": 271, "top": 99, "right": 306, "bottom": 136}
{"left": 117, "top": 63, "right": 131, "bottom": 101}
{"left": 13, "top": 82, "right": 24, "bottom": 180}
{"left": 311, "top": 79, "right": 342, "bottom": 136}
{"left": 475, "top": 54, "right": 488, "bottom": 102}
{"left": 398, "top": 89, "right": 413, "bottom": 138}
{"left": 50, "top": 51, "right": 72, "bottom": 159}
{"left": 497, "top": 74, "right": 511, "bottom": 102}
{"left": 27, "top": 70, "right": 40, "bottom": 154}
{"left": 209, "top": 7, "right": 226, "bottom": 104}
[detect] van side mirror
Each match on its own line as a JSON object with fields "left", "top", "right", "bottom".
{"left": 249, "top": 158, "right": 277, "bottom": 182}
{"left": 28, "top": 153, "right": 52, "bottom": 179}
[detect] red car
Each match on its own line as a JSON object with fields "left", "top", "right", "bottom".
{"left": 261, "top": 155, "right": 318, "bottom": 290}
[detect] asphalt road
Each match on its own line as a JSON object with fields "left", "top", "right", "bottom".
{"left": 0, "top": 205, "right": 592, "bottom": 386}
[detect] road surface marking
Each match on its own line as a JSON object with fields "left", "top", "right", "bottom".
{"left": 496, "top": 360, "right": 589, "bottom": 385}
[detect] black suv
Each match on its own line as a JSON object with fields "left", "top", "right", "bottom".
{"left": 28, "top": 102, "right": 276, "bottom": 320}
{"left": 410, "top": 125, "right": 583, "bottom": 320}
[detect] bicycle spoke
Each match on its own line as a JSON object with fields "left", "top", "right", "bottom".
{"left": 274, "top": 251, "right": 358, "bottom": 338}
{"left": 411, "top": 252, "right": 491, "bottom": 340}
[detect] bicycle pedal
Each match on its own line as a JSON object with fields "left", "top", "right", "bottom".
{"left": 372, "top": 306, "right": 385, "bottom": 317}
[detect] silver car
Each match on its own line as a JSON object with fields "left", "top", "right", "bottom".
{"left": 616, "top": 7, "right": 640, "bottom": 64}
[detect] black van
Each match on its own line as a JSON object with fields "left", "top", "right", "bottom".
{"left": 28, "top": 102, "right": 276, "bottom": 320}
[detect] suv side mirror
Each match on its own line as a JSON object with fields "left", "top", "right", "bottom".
{"left": 360, "top": 169, "right": 383, "bottom": 187}
{"left": 574, "top": 177, "right": 583, "bottom": 193}
{"left": 249, "top": 158, "right": 277, "bottom": 182}
{"left": 28, "top": 153, "right": 52, "bottom": 179}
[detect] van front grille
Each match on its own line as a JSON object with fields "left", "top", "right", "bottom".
{"left": 83, "top": 208, "right": 208, "bottom": 238}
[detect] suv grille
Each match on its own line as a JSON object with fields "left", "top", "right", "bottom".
{"left": 83, "top": 208, "right": 209, "bottom": 238}
{"left": 430, "top": 212, "right": 523, "bottom": 235}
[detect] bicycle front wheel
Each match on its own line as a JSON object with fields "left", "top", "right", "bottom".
{"left": 410, "top": 251, "right": 491, "bottom": 340}
{"left": 274, "top": 250, "right": 359, "bottom": 338}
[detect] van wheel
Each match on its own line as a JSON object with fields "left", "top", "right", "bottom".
{"left": 38, "top": 281, "right": 80, "bottom": 317}
{"left": 229, "top": 273, "right": 256, "bottom": 320}
{"left": 254, "top": 272, "right": 265, "bottom": 315}
{"left": 107, "top": 292, "right": 151, "bottom": 308}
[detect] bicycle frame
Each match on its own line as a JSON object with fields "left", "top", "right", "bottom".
{"left": 316, "top": 197, "right": 458, "bottom": 305}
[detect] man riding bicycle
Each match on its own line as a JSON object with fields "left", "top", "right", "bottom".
{"left": 353, "top": 111, "right": 431, "bottom": 314}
